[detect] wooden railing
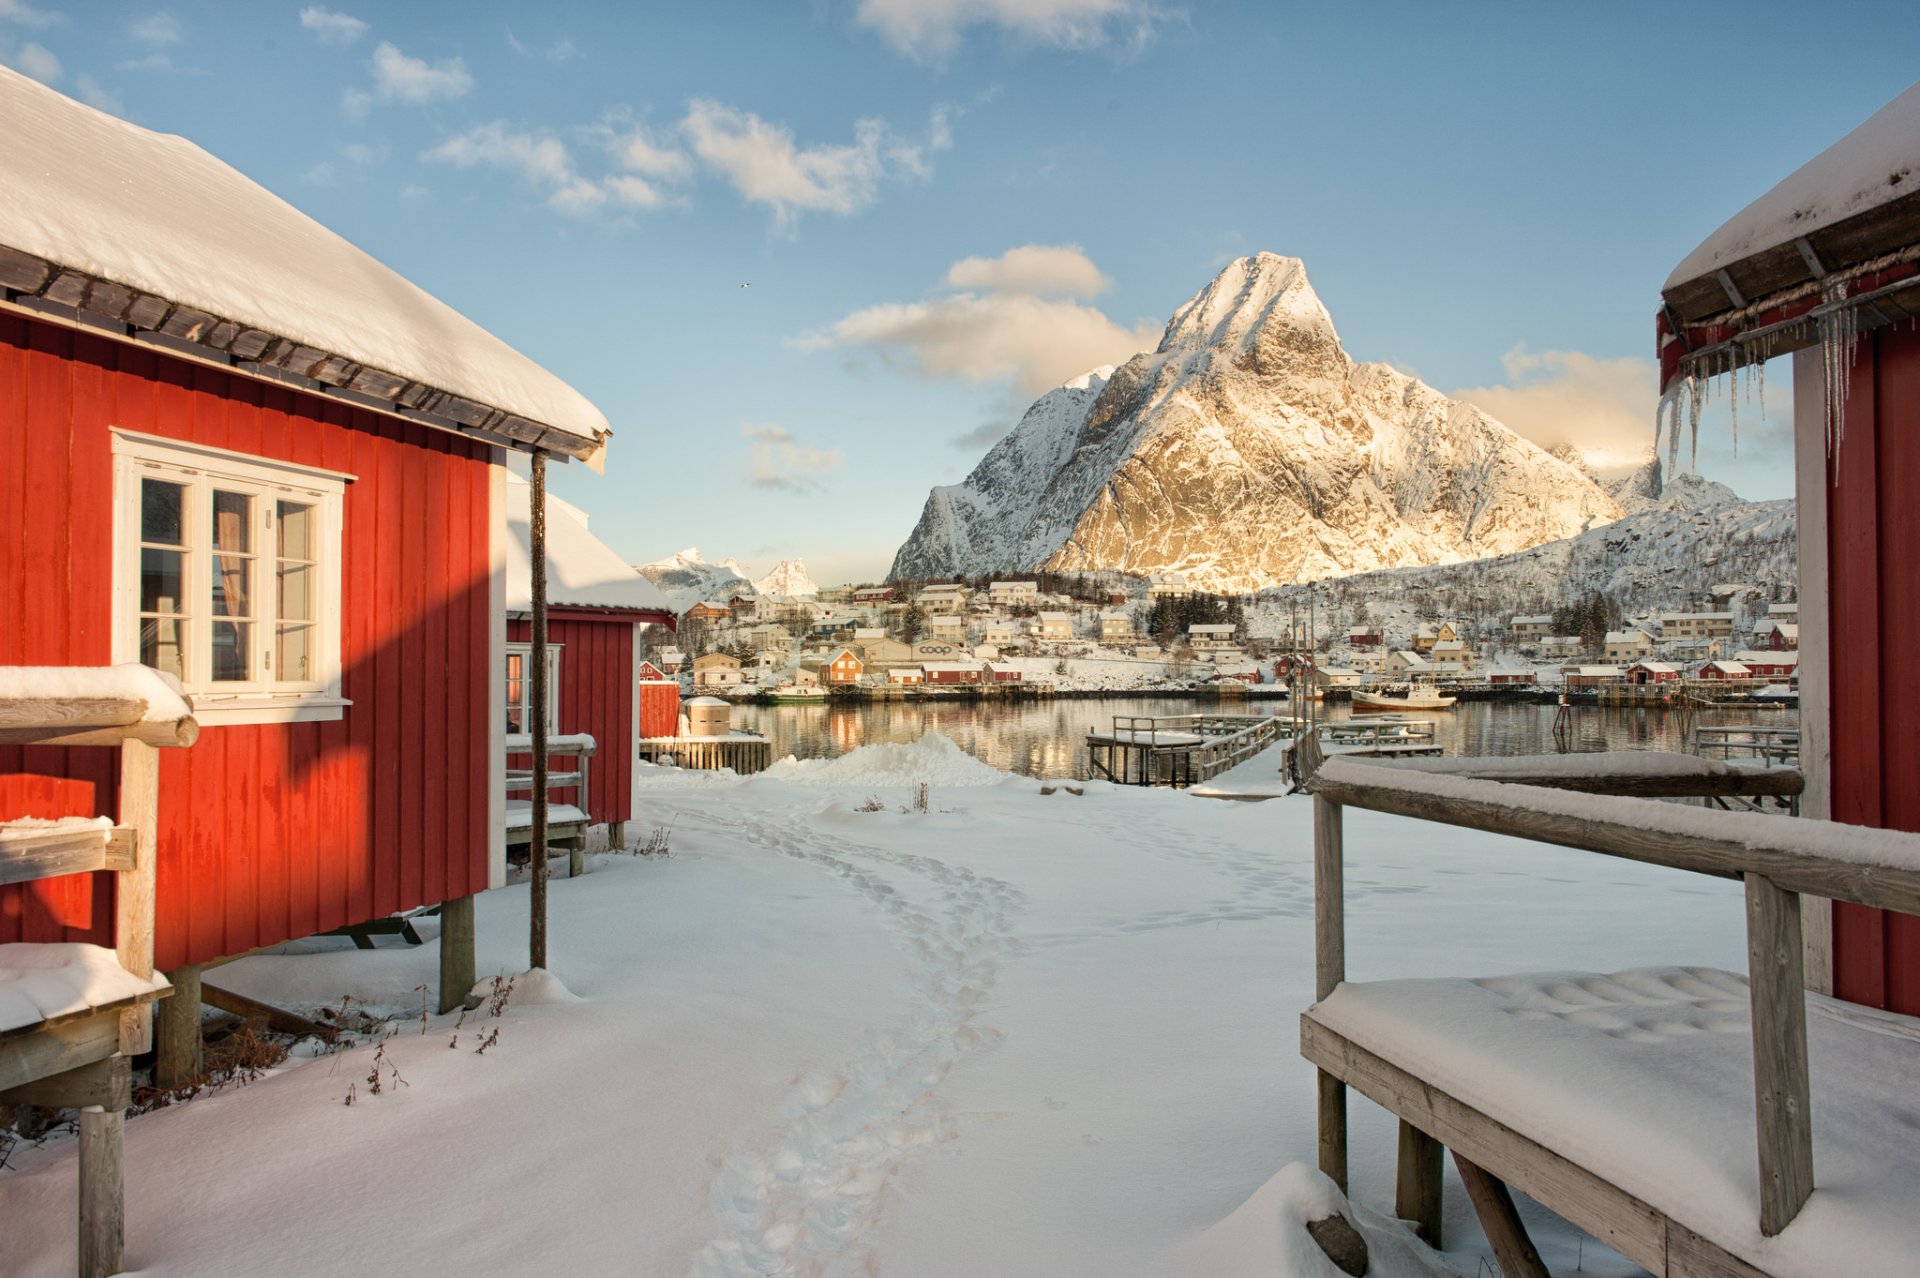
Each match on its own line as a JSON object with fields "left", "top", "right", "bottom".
{"left": 1304, "top": 751, "right": 1911, "bottom": 1251}
{"left": 1087, "top": 714, "right": 1281, "bottom": 787}
{"left": 0, "top": 668, "right": 197, "bottom": 1278}
{"left": 506, "top": 732, "right": 594, "bottom": 876}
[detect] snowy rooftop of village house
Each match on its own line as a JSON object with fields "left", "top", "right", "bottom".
{"left": 0, "top": 67, "right": 609, "bottom": 464}
{"left": 504, "top": 471, "right": 673, "bottom": 615}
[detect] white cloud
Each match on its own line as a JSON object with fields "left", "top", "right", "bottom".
{"left": 130, "top": 11, "right": 181, "bottom": 44}
{"left": 741, "top": 425, "right": 843, "bottom": 492}
{"left": 598, "top": 115, "right": 693, "bottom": 183}
{"left": 679, "top": 99, "right": 948, "bottom": 230}
{"left": 506, "top": 27, "right": 576, "bottom": 62}
{"left": 0, "top": 0, "right": 61, "bottom": 28}
{"left": 946, "top": 243, "right": 1109, "bottom": 299}
{"left": 1452, "top": 346, "right": 1662, "bottom": 462}
{"left": 11, "top": 39, "right": 58, "bottom": 82}
{"left": 299, "top": 6, "right": 367, "bottom": 45}
{"left": 369, "top": 40, "right": 471, "bottom": 104}
{"left": 856, "top": 0, "right": 1165, "bottom": 59}
{"left": 424, "top": 121, "right": 669, "bottom": 216}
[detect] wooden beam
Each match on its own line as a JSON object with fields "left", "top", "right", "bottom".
{"left": 0, "top": 1052, "right": 130, "bottom": 1110}
{"left": 1313, "top": 794, "right": 1349, "bottom": 1193}
{"left": 118, "top": 739, "right": 159, "bottom": 1054}
{"left": 0, "top": 825, "right": 123, "bottom": 886}
{"left": 153, "top": 964, "right": 204, "bottom": 1091}
{"left": 199, "top": 983, "right": 335, "bottom": 1042}
{"left": 1452, "top": 1153, "right": 1549, "bottom": 1278}
{"left": 0, "top": 1010, "right": 120, "bottom": 1094}
{"left": 1380, "top": 755, "right": 1804, "bottom": 798}
{"left": 1311, "top": 762, "right": 1920, "bottom": 916}
{"left": 1304, "top": 1014, "right": 1775, "bottom": 1278}
{"left": 1396, "top": 1119, "right": 1444, "bottom": 1245}
{"left": 1745, "top": 873, "right": 1814, "bottom": 1235}
{"left": 1318, "top": 1069, "right": 1348, "bottom": 1195}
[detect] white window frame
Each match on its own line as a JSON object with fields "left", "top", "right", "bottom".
{"left": 112, "top": 430, "right": 352, "bottom": 725}
{"left": 504, "top": 642, "right": 562, "bottom": 735}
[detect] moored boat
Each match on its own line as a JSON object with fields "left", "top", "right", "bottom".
{"left": 1351, "top": 682, "right": 1456, "bottom": 714}
{"left": 764, "top": 684, "right": 828, "bottom": 704}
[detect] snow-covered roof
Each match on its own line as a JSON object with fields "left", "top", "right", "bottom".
{"left": 505, "top": 474, "right": 672, "bottom": 615}
{"left": 0, "top": 67, "right": 609, "bottom": 467}
{"left": 1665, "top": 81, "right": 1920, "bottom": 292}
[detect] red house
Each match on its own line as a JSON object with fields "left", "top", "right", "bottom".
{"left": 0, "top": 69, "right": 610, "bottom": 1015}
{"left": 1657, "top": 80, "right": 1920, "bottom": 1012}
{"left": 505, "top": 473, "right": 674, "bottom": 851}
{"left": 1694, "top": 660, "right": 1751, "bottom": 682}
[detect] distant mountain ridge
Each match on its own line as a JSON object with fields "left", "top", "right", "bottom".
{"left": 889, "top": 253, "right": 1625, "bottom": 593}
{"left": 634, "top": 547, "right": 818, "bottom": 611}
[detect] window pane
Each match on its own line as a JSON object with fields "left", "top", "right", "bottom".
{"left": 141, "top": 479, "right": 185, "bottom": 544}
{"left": 140, "top": 548, "right": 185, "bottom": 614}
{"left": 212, "top": 558, "right": 252, "bottom": 618}
{"left": 212, "top": 490, "right": 251, "bottom": 553}
{"left": 212, "top": 620, "right": 252, "bottom": 681}
{"left": 140, "top": 617, "right": 186, "bottom": 679}
{"left": 278, "top": 562, "right": 314, "bottom": 622}
{"left": 277, "top": 622, "right": 314, "bottom": 682}
{"left": 278, "top": 501, "right": 313, "bottom": 561}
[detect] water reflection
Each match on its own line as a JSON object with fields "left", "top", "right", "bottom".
{"left": 729, "top": 697, "right": 1797, "bottom": 782}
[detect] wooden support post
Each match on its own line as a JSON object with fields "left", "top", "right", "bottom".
{"left": 153, "top": 963, "right": 203, "bottom": 1090}
{"left": 530, "top": 449, "right": 550, "bottom": 970}
{"left": 439, "top": 893, "right": 476, "bottom": 1015}
{"left": 1396, "top": 1120, "right": 1444, "bottom": 1246}
{"left": 116, "top": 739, "right": 159, "bottom": 1055}
{"left": 1452, "top": 1153, "right": 1549, "bottom": 1278}
{"left": 607, "top": 820, "right": 625, "bottom": 853}
{"left": 78, "top": 1105, "right": 124, "bottom": 1278}
{"left": 1313, "top": 795, "right": 1348, "bottom": 1191}
{"left": 1746, "top": 871, "right": 1814, "bottom": 1235}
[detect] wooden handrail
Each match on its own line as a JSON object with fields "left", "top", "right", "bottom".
{"left": 0, "top": 825, "right": 134, "bottom": 886}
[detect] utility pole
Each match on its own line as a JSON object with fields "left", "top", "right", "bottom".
{"left": 530, "top": 450, "right": 550, "bottom": 972}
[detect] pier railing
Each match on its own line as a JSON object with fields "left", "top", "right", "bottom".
{"left": 1087, "top": 713, "right": 1281, "bottom": 787}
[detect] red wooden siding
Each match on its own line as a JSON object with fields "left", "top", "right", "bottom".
{"left": 639, "top": 679, "right": 679, "bottom": 740}
{"left": 1829, "top": 323, "right": 1920, "bottom": 1013}
{"left": 0, "top": 313, "right": 494, "bottom": 971}
{"left": 506, "top": 614, "right": 633, "bottom": 825}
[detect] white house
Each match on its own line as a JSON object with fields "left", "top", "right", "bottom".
{"left": 1146, "top": 572, "right": 1191, "bottom": 599}
{"left": 1035, "top": 612, "right": 1074, "bottom": 641}
{"left": 1188, "top": 622, "right": 1238, "bottom": 651}
{"left": 1602, "top": 629, "right": 1655, "bottom": 662}
{"left": 928, "top": 613, "right": 966, "bottom": 638}
{"left": 988, "top": 581, "right": 1039, "bottom": 605}
{"left": 984, "top": 620, "right": 1017, "bottom": 645}
{"left": 1098, "top": 611, "right": 1134, "bottom": 643}
{"left": 1386, "top": 649, "right": 1431, "bottom": 675}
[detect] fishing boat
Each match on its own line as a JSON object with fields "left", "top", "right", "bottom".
{"left": 764, "top": 683, "right": 828, "bottom": 705}
{"left": 1350, "top": 681, "right": 1456, "bottom": 714}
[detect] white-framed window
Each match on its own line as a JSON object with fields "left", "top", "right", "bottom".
{"left": 112, "top": 430, "right": 352, "bottom": 725}
{"left": 504, "top": 643, "right": 561, "bottom": 734}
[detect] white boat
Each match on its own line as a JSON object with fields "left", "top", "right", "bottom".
{"left": 1351, "top": 682, "right": 1456, "bottom": 714}
{"left": 764, "top": 684, "right": 828, "bottom": 704}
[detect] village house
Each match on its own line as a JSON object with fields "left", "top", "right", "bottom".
{"left": 983, "top": 620, "right": 1017, "bottom": 646}
{"left": 1765, "top": 600, "right": 1799, "bottom": 625}
{"left": 988, "top": 580, "right": 1039, "bottom": 606}
{"left": 852, "top": 626, "right": 888, "bottom": 645}
{"left": 922, "top": 661, "right": 984, "bottom": 685}
{"left": 856, "top": 636, "right": 912, "bottom": 667}
{"left": 1098, "top": 611, "right": 1134, "bottom": 643}
{"left": 1754, "top": 620, "right": 1799, "bottom": 651}
{"left": 1659, "top": 610, "right": 1736, "bottom": 640}
{"left": 691, "top": 652, "right": 743, "bottom": 687}
{"left": 684, "top": 599, "right": 730, "bottom": 624}
{"left": 887, "top": 666, "right": 925, "bottom": 686}
{"left": 915, "top": 584, "right": 968, "bottom": 613}
{"left": 1695, "top": 658, "right": 1751, "bottom": 682}
{"left": 654, "top": 646, "right": 687, "bottom": 675}
{"left": 850, "top": 585, "right": 894, "bottom": 605}
{"left": 1344, "top": 625, "right": 1383, "bottom": 650}
{"left": 1146, "top": 572, "right": 1192, "bottom": 599}
{"left": 1385, "top": 650, "right": 1432, "bottom": 675}
{"left": 1035, "top": 612, "right": 1074, "bottom": 642}
{"left": 745, "top": 623, "right": 793, "bottom": 652}
{"left": 1602, "top": 628, "right": 1657, "bottom": 662}
{"left": 1426, "top": 638, "right": 1474, "bottom": 671}
{"left": 0, "top": 71, "right": 628, "bottom": 1217}
{"left": 1735, "top": 650, "right": 1799, "bottom": 680}
{"left": 814, "top": 585, "right": 852, "bottom": 605}
{"left": 1625, "top": 659, "right": 1683, "bottom": 685}
{"left": 1563, "top": 664, "right": 1627, "bottom": 687}
{"left": 1188, "top": 622, "right": 1239, "bottom": 652}
{"left": 1313, "top": 666, "right": 1364, "bottom": 691}
{"left": 986, "top": 662, "right": 1022, "bottom": 683}
{"left": 928, "top": 613, "right": 966, "bottom": 639}
{"left": 1483, "top": 664, "right": 1538, "bottom": 686}
{"left": 1508, "top": 614, "right": 1553, "bottom": 642}
{"left": 1535, "top": 634, "right": 1582, "bottom": 659}
{"left": 1409, "top": 622, "right": 1458, "bottom": 655}
{"left": 824, "top": 648, "right": 865, "bottom": 685}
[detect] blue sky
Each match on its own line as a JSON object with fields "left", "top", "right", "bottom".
{"left": 6, "top": 2, "right": 1917, "bottom": 585}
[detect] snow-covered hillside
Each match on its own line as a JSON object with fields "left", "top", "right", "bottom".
{"left": 635, "top": 548, "right": 753, "bottom": 610}
{"left": 890, "top": 253, "right": 1623, "bottom": 592}
{"left": 753, "top": 558, "right": 820, "bottom": 598}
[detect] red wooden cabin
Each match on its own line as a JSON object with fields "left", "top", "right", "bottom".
{"left": 505, "top": 472, "right": 673, "bottom": 849}
{"left": 1657, "top": 79, "right": 1920, "bottom": 1012}
{"left": 0, "top": 68, "right": 611, "bottom": 1013}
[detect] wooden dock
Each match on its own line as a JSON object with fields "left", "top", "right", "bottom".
{"left": 1086, "top": 714, "right": 1283, "bottom": 787}
{"left": 638, "top": 734, "right": 774, "bottom": 775}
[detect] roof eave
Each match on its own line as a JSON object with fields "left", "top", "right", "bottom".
{"left": 0, "top": 243, "right": 611, "bottom": 466}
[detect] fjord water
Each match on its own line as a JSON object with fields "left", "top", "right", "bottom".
{"left": 731, "top": 696, "right": 1792, "bottom": 781}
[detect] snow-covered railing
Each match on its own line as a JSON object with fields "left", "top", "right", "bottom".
{"left": 505, "top": 732, "right": 594, "bottom": 877}
{"left": 0, "top": 664, "right": 196, "bottom": 1278}
{"left": 1305, "top": 752, "right": 1913, "bottom": 1260}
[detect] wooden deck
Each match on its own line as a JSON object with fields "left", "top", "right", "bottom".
{"left": 1085, "top": 714, "right": 1283, "bottom": 787}
{"left": 1298, "top": 751, "right": 1920, "bottom": 1276}
{"left": 637, "top": 734, "right": 774, "bottom": 775}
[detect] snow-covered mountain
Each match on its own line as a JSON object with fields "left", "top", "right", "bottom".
{"left": 1256, "top": 493, "right": 1796, "bottom": 642}
{"left": 635, "top": 548, "right": 752, "bottom": 610}
{"left": 1552, "top": 446, "right": 1745, "bottom": 516}
{"left": 890, "top": 253, "right": 1624, "bottom": 592}
{"left": 752, "top": 559, "right": 819, "bottom": 598}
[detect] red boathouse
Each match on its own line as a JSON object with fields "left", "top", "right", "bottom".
{"left": 0, "top": 68, "right": 613, "bottom": 1014}
{"left": 1657, "top": 79, "right": 1920, "bottom": 1013}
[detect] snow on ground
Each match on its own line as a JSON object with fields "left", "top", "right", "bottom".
{"left": 1, "top": 736, "right": 1751, "bottom": 1276}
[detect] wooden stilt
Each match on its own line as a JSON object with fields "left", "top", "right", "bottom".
{"left": 153, "top": 963, "right": 203, "bottom": 1090}
{"left": 1318, "top": 1069, "right": 1348, "bottom": 1193}
{"left": 1452, "top": 1153, "right": 1549, "bottom": 1278}
{"left": 607, "top": 820, "right": 625, "bottom": 852}
{"left": 439, "top": 893, "right": 476, "bottom": 1014}
{"left": 1396, "top": 1119, "right": 1444, "bottom": 1246}
{"left": 1313, "top": 794, "right": 1348, "bottom": 1192}
{"left": 74, "top": 1055, "right": 132, "bottom": 1278}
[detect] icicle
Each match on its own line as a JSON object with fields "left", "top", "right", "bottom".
{"left": 1688, "top": 370, "right": 1704, "bottom": 474}
{"left": 1819, "top": 281, "right": 1858, "bottom": 455}
{"left": 1728, "top": 354, "right": 1740, "bottom": 457}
